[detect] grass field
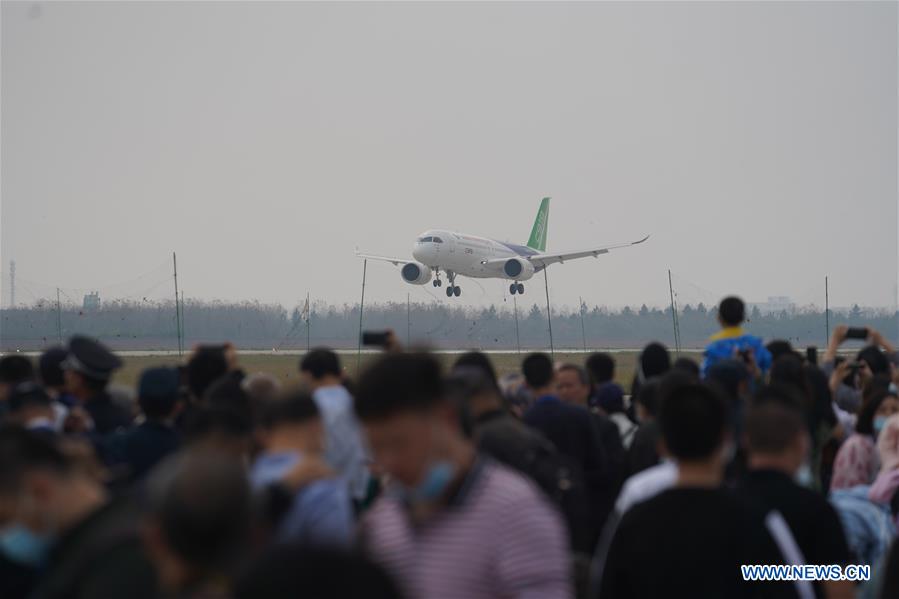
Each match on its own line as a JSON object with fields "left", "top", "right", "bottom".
{"left": 110, "top": 350, "right": 706, "bottom": 389}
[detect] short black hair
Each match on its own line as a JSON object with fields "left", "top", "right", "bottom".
{"left": 522, "top": 353, "right": 553, "bottom": 389}
{"left": 672, "top": 357, "right": 700, "bottom": 378}
{"left": 640, "top": 342, "right": 671, "bottom": 379}
{"left": 858, "top": 345, "right": 890, "bottom": 376}
{"left": 300, "top": 348, "right": 341, "bottom": 380}
{"left": 769, "top": 354, "right": 812, "bottom": 410}
{"left": 203, "top": 372, "right": 251, "bottom": 421}
{"left": 746, "top": 385, "right": 806, "bottom": 454}
{"left": 659, "top": 382, "right": 729, "bottom": 461}
{"left": 718, "top": 296, "right": 745, "bottom": 327}
{"left": 260, "top": 390, "right": 320, "bottom": 429}
{"left": 8, "top": 382, "right": 53, "bottom": 413}
{"left": 453, "top": 352, "right": 498, "bottom": 387}
{"left": 444, "top": 367, "right": 501, "bottom": 438}
{"left": 187, "top": 347, "right": 229, "bottom": 399}
{"left": 354, "top": 353, "right": 443, "bottom": 422}
{"left": 0, "top": 356, "right": 35, "bottom": 385}
{"left": 146, "top": 451, "right": 250, "bottom": 572}
{"left": 636, "top": 369, "right": 698, "bottom": 419}
{"left": 0, "top": 425, "right": 69, "bottom": 496}
{"left": 38, "top": 347, "right": 68, "bottom": 388}
{"left": 586, "top": 353, "right": 615, "bottom": 385}
{"left": 235, "top": 545, "right": 403, "bottom": 599}
{"left": 765, "top": 340, "right": 796, "bottom": 363}
{"left": 857, "top": 389, "right": 898, "bottom": 436}
{"left": 183, "top": 408, "right": 252, "bottom": 444}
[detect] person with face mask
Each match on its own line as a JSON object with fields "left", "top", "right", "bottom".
{"left": 831, "top": 389, "right": 899, "bottom": 491}
{"left": 0, "top": 426, "right": 157, "bottom": 599}
{"left": 355, "top": 353, "right": 571, "bottom": 599}
{"left": 738, "top": 385, "right": 852, "bottom": 599}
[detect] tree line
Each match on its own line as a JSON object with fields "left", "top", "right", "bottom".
{"left": 1, "top": 298, "right": 895, "bottom": 351}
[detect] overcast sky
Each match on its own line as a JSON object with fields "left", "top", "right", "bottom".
{"left": 2, "top": 1, "right": 896, "bottom": 314}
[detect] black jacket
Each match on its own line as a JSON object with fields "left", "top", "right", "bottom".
{"left": 84, "top": 392, "right": 131, "bottom": 435}
{"left": 31, "top": 499, "right": 158, "bottom": 599}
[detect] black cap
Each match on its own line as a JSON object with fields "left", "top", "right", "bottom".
{"left": 61, "top": 336, "right": 122, "bottom": 381}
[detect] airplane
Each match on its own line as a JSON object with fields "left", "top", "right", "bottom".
{"left": 356, "top": 197, "right": 649, "bottom": 298}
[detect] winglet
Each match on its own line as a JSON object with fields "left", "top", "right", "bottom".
{"left": 632, "top": 234, "right": 650, "bottom": 245}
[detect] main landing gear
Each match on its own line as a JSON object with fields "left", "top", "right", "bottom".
{"left": 509, "top": 282, "right": 525, "bottom": 295}
{"left": 442, "top": 271, "right": 461, "bottom": 298}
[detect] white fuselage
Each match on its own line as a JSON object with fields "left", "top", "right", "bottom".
{"left": 411, "top": 229, "right": 534, "bottom": 279}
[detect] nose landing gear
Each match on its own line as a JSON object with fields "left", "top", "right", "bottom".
{"left": 509, "top": 282, "right": 525, "bottom": 295}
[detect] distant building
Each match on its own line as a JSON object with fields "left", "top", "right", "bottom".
{"left": 83, "top": 291, "right": 100, "bottom": 310}
{"left": 749, "top": 296, "right": 794, "bottom": 315}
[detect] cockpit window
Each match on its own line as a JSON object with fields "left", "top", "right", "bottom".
{"left": 432, "top": 237, "right": 443, "bottom": 243}
{"left": 418, "top": 236, "right": 433, "bottom": 243}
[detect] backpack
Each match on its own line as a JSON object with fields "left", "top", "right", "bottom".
{"left": 475, "top": 415, "right": 596, "bottom": 553}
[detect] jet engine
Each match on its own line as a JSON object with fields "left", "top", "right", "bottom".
{"left": 503, "top": 257, "right": 535, "bottom": 280}
{"left": 401, "top": 262, "right": 433, "bottom": 285}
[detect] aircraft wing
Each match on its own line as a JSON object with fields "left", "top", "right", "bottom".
{"left": 527, "top": 235, "right": 650, "bottom": 268}
{"left": 355, "top": 249, "right": 412, "bottom": 266}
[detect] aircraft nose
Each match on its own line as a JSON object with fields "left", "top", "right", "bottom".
{"left": 413, "top": 243, "right": 433, "bottom": 264}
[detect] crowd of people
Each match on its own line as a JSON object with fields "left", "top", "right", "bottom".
{"left": 1, "top": 294, "right": 899, "bottom": 599}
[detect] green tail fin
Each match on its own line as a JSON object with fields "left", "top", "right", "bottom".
{"left": 527, "top": 197, "right": 550, "bottom": 251}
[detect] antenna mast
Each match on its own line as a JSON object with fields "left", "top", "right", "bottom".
{"left": 173, "top": 253, "right": 182, "bottom": 356}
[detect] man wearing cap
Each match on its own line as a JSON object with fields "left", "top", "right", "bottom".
{"left": 108, "top": 368, "right": 182, "bottom": 484}
{"left": 61, "top": 336, "right": 130, "bottom": 435}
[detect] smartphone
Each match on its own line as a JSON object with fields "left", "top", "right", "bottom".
{"left": 361, "top": 331, "right": 391, "bottom": 347}
{"left": 845, "top": 327, "right": 869, "bottom": 340}
{"left": 806, "top": 346, "right": 818, "bottom": 365}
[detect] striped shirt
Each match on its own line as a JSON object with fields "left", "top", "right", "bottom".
{"left": 361, "top": 457, "right": 572, "bottom": 599}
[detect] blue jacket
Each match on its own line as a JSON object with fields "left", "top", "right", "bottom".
{"left": 702, "top": 327, "right": 772, "bottom": 377}
{"left": 250, "top": 451, "right": 354, "bottom": 548}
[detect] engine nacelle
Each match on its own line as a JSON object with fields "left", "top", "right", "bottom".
{"left": 401, "top": 262, "right": 432, "bottom": 285}
{"left": 503, "top": 257, "right": 535, "bottom": 281}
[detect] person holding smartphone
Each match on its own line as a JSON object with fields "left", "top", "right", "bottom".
{"left": 822, "top": 325, "right": 898, "bottom": 414}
